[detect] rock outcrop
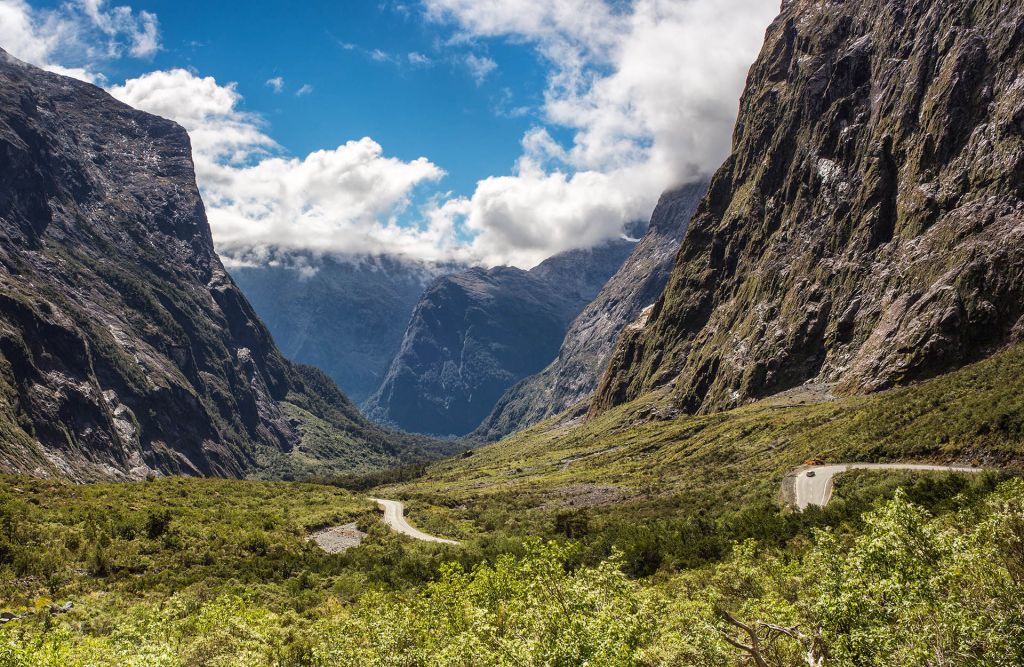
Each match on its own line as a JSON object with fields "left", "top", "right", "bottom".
{"left": 231, "top": 254, "right": 459, "bottom": 404}
{"left": 593, "top": 0, "right": 1024, "bottom": 416}
{"left": 472, "top": 181, "right": 707, "bottom": 441}
{"left": 0, "top": 50, "right": 441, "bottom": 481}
{"left": 364, "top": 236, "right": 641, "bottom": 436}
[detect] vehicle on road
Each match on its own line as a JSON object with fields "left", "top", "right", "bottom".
{"left": 787, "top": 463, "right": 986, "bottom": 510}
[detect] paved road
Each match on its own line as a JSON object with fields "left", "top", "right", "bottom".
{"left": 791, "top": 463, "right": 984, "bottom": 510}
{"left": 369, "top": 498, "right": 459, "bottom": 544}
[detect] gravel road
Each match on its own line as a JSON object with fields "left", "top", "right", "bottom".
{"left": 370, "top": 498, "right": 459, "bottom": 544}
{"left": 789, "top": 463, "right": 984, "bottom": 510}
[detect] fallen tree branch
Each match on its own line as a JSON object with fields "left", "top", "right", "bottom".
{"left": 718, "top": 610, "right": 826, "bottom": 667}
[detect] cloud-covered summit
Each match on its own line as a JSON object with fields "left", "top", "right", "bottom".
{"left": 1, "top": 0, "right": 777, "bottom": 269}
{"left": 422, "top": 0, "right": 778, "bottom": 267}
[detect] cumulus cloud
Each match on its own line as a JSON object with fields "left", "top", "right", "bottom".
{"left": 265, "top": 76, "right": 284, "bottom": 92}
{"left": 0, "top": 0, "right": 160, "bottom": 81}
{"left": 408, "top": 52, "right": 431, "bottom": 66}
{"left": 109, "top": 69, "right": 274, "bottom": 163}
{"left": 295, "top": 83, "right": 313, "bottom": 96}
{"left": 450, "top": 157, "right": 660, "bottom": 268}
{"left": 463, "top": 53, "right": 496, "bottom": 84}
{"left": 6, "top": 0, "right": 778, "bottom": 269}
{"left": 425, "top": 0, "right": 619, "bottom": 53}
{"left": 420, "top": 0, "right": 778, "bottom": 267}
{"left": 108, "top": 69, "right": 454, "bottom": 265}
{"left": 79, "top": 0, "right": 159, "bottom": 58}
{"left": 206, "top": 139, "right": 448, "bottom": 262}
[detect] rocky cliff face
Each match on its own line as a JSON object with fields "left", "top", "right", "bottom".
{"left": 230, "top": 254, "right": 459, "bottom": 405}
{"left": 593, "top": 0, "right": 1024, "bottom": 416}
{"left": 364, "top": 237, "right": 640, "bottom": 436}
{"left": 0, "top": 50, "right": 439, "bottom": 481}
{"left": 473, "top": 182, "right": 707, "bottom": 442}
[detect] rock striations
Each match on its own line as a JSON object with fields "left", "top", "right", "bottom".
{"left": 0, "top": 50, "right": 440, "bottom": 481}
{"left": 593, "top": 0, "right": 1024, "bottom": 416}
{"left": 230, "top": 254, "right": 460, "bottom": 405}
{"left": 472, "top": 181, "right": 707, "bottom": 442}
{"left": 364, "top": 236, "right": 641, "bottom": 436}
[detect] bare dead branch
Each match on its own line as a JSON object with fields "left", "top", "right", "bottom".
{"left": 719, "top": 611, "right": 827, "bottom": 667}
{"left": 719, "top": 610, "right": 771, "bottom": 667}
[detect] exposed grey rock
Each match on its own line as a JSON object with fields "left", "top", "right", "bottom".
{"left": 473, "top": 181, "right": 707, "bottom": 441}
{"left": 364, "top": 236, "right": 642, "bottom": 436}
{"left": 230, "top": 254, "right": 461, "bottom": 404}
{"left": 49, "top": 601, "right": 73, "bottom": 615}
{"left": 593, "top": 0, "right": 1024, "bottom": 416}
{"left": 0, "top": 49, "right": 446, "bottom": 480}
{"left": 307, "top": 521, "right": 366, "bottom": 553}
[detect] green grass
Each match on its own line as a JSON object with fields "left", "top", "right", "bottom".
{"left": 0, "top": 474, "right": 1020, "bottom": 665}
{"left": 0, "top": 346, "right": 1021, "bottom": 664}
{"left": 357, "top": 342, "right": 1024, "bottom": 577}
{"left": 0, "top": 476, "right": 373, "bottom": 608}
{"left": 387, "top": 341, "right": 1024, "bottom": 515}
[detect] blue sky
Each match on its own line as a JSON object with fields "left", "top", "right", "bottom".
{"left": 1, "top": 0, "right": 778, "bottom": 268}
{"left": 29, "top": 0, "right": 545, "bottom": 196}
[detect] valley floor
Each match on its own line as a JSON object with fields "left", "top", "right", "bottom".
{"left": 1, "top": 344, "right": 1023, "bottom": 665}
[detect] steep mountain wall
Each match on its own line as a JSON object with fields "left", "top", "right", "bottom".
{"left": 231, "top": 255, "right": 459, "bottom": 404}
{"left": 473, "top": 182, "right": 707, "bottom": 442}
{"left": 0, "top": 50, "right": 438, "bottom": 481}
{"left": 594, "top": 0, "right": 1024, "bottom": 415}
{"left": 364, "top": 237, "right": 640, "bottom": 436}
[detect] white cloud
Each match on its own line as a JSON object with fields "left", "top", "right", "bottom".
{"left": 451, "top": 158, "right": 659, "bottom": 268}
{"left": 425, "top": 0, "right": 618, "bottom": 54}
{"left": 79, "top": 0, "right": 159, "bottom": 57}
{"left": 206, "top": 138, "right": 448, "bottom": 262}
{"left": 108, "top": 69, "right": 455, "bottom": 265}
{"left": 295, "top": 83, "right": 313, "bottom": 96}
{"left": 109, "top": 69, "right": 274, "bottom": 164}
{"left": 408, "top": 51, "right": 431, "bottom": 66}
{"left": 463, "top": 53, "right": 496, "bottom": 84}
{"left": 419, "top": 0, "right": 777, "bottom": 267}
{"left": 266, "top": 76, "right": 284, "bottom": 92}
{"left": 0, "top": 0, "right": 161, "bottom": 81}
{"left": 6, "top": 0, "right": 778, "bottom": 269}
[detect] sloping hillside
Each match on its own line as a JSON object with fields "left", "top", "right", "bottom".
{"left": 0, "top": 49, "right": 446, "bottom": 481}
{"left": 473, "top": 182, "right": 707, "bottom": 442}
{"left": 594, "top": 0, "right": 1024, "bottom": 416}
{"left": 389, "top": 341, "right": 1024, "bottom": 530}
{"left": 364, "top": 236, "right": 640, "bottom": 436}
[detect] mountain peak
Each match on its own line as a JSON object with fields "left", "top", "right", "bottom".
{"left": 592, "top": 0, "right": 1024, "bottom": 416}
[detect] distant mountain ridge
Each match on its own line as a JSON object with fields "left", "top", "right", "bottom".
{"left": 363, "top": 234, "right": 643, "bottom": 436}
{"left": 230, "top": 254, "right": 461, "bottom": 404}
{"left": 472, "top": 181, "right": 708, "bottom": 442}
{"left": 593, "top": 0, "right": 1024, "bottom": 416}
{"left": 0, "top": 49, "right": 445, "bottom": 481}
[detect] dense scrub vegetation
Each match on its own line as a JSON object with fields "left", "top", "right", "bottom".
{"left": 2, "top": 348, "right": 1022, "bottom": 664}
{"left": 313, "top": 480, "right": 1024, "bottom": 666}
{"left": 384, "top": 343, "right": 1024, "bottom": 547}
{"left": 0, "top": 474, "right": 1021, "bottom": 665}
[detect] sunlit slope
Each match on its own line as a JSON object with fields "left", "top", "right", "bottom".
{"left": 390, "top": 342, "right": 1024, "bottom": 513}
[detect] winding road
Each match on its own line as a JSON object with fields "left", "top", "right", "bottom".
{"left": 369, "top": 465, "right": 988, "bottom": 541}
{"left": 789, "top": 463, "right": 984, "bottom": 510}
{"left": 370, "top": 498, "right": 459, "bottom": 544}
